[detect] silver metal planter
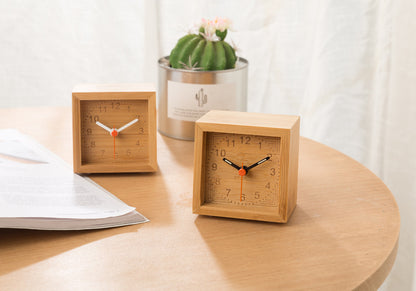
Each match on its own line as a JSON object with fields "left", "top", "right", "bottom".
{"left": 157, "top": 56, "right": 248, "bottom": 140}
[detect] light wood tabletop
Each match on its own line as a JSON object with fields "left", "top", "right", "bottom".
{"left": 0, "top": 107, "right": 399, "bottom": 290}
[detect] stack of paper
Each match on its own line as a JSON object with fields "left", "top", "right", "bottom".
{"left": 0, "top": 129, "right": 148, "bottom": 230}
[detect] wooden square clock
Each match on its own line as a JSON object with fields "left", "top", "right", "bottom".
{"left": 193, "top": 110, "right": 300, "bottom": 223}
{"left": 72, "top": 84, "right": 157, "bottom": 173}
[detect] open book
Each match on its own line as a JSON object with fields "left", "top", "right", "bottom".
{"left": 0, "top": 129, "right": 148, "bottom": 230}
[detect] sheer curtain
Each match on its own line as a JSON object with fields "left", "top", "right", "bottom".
{"left": 1, "top": 0, "right": 415, "bottom": 289}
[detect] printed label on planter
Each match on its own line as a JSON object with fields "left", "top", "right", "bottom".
{"left": 167, "top": 81, "right": 236, "bottom": 122}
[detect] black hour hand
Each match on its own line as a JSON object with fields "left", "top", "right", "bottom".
{"left": 245, "top": 157, "right": 270, "bottom": 171}
{"left": 222, "top": 158, "right": 241, "bottom": 171}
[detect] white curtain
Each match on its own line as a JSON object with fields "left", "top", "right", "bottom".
{"left": 1, "top": 0, "right": 415, "bottom": 289}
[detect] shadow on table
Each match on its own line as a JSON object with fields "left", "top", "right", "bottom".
{"left": 194, "top": 206, "right": 361, "bottom": 290}
{"left": 159, "top": 134, "right": 194, "bottom": 168}
{"left": 0, "top": 223, "right": 145, "bottom": 276}
{"left": 0, "top": 135, "right": 181, "bottom": 277}
{"left": 88, "top": 171, "right": 172, "bottom": 227}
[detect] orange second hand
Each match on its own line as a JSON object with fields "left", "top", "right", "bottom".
{"left": 240, "top": 176, "right": 243, "bottom": 202}
{"left": 240, "top": 163, "right": 244, "bottom": 202}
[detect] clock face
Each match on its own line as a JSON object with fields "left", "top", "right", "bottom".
{"left": 80, "top": 99, "right": 149, "bottom": 165}
{"left": 204, "top": 132, "right": 281, "bottom": 208}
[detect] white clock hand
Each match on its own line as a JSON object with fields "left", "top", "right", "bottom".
{"left": 117, "top": 118, "right": 139, "bottom": 133}
{"left": 95, "top": 121, "right": 112, "bottom": 133}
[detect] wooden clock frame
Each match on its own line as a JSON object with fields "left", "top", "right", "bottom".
{"left": 72, "top": 84, "right": 157, "bottom": 174}
{"left": 192, "top": 110, "right": 300, "bottom": 223}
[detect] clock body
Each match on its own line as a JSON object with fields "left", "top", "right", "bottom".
{"left": 193, "top": 110, "right": 300, "bottom": 223}
{"left": 72, "top": 84, "right": 157, "bottom": 173}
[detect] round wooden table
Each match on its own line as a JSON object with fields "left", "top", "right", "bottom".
{"left": 0, "top": 107, "right": 399, "bottom": 290}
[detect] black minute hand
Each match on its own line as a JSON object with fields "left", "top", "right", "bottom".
{"left": 245, "top": 157, "right": 270, "bottom": 171}
{"left": 222, "top": 158, "right": 241, "bottom": 171}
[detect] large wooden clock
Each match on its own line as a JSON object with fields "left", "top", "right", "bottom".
{"left": 72, "top": 84, "right": 157, "bottom": 174}
{"left": 193, "top": 110, "right": 300, "bottom": 223}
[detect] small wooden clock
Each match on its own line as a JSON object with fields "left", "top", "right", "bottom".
{"left": 72, "top": 84, "right": 157, "bottom": 173}
{"left": 193, "top": 110, "right": 300, "bottom": 223}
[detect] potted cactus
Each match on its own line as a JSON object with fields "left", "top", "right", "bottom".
{"left": 169, "top": 18, "right": 237, "bottom": 71}
{"left": 158, "top": 17, "right": 248, "bottom": 140}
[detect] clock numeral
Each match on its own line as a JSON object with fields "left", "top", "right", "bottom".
{"left": 267, "top": 153, "right": 273, "bottom": 159}
{"left": 99, "top": 106, "right": 106, "bottom": 113}
{"left": 258, "top": 141, "right": 262, "bottom": 149}
{"left": 90, "top": 141, "right": 96, "bottom": 148}
{"left": 211, "top": 163, "right": 217, "bottom": 171}
{"left": 126, "top": 149, "right": 131, "bottom": 156}
{"left": 225, "top": 188, "right": 231, "bottom": 196}
{"left": 226, "top": 139, "right": 235, "bottom": 147}
{"left": 112, "top": 102, "right": 120, "bottom": 109}
{"left": 138, "top": 128, "right": 144, "bottom": 134}
{"left": 241, "top": 193, "right": 246, "bottom": 201}
{"left": 215, "top": 178, "right": 221, "bottom": 185}
{"left": 89, "top": 115, "right": 100, "bottom": 123}
{"left": 270, "top": 168, "right": 276, "bottom": 176}
{"left": 87, "top": 128, "right": 92, "bottom": 135}
{"left": 215, "top": 149, "right": 226, "bottom": 157}
{"left": 254, "top": 192, "right": 260, "bottom": 199}
{"left": 136, "top": 140, "right": 140, "bottom": 146}
{"left": 240, "top": 136, "right": 251, "bottom": 144}
{"left": 265, "top": 182, "right": 270, "bottom": 189}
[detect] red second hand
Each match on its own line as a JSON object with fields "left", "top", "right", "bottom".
{"left": 238, "top": 163, "right": 246, "bottom": 202}
{"left": 240, "top": 175, "right": 243, "bottom": 202}
{"left": 111, "top": 127, "right": 118, "bottom": 159}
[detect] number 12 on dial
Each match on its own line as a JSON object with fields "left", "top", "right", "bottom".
{"left": 192, "top": 110, "right": 300, "bottom": 223}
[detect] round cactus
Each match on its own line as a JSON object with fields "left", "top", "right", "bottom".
{"left": 169, "top": 18, "right": 237, "bottom": 71}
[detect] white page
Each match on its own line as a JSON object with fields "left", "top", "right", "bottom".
{"left": 0, "top": 129, "right": 146, "bottom": 221}
{"left": 0, "top": 129, "right": 49, "bottom": 163}
{"left": 0, "top": 211, "right": 147, "bottom": 231}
